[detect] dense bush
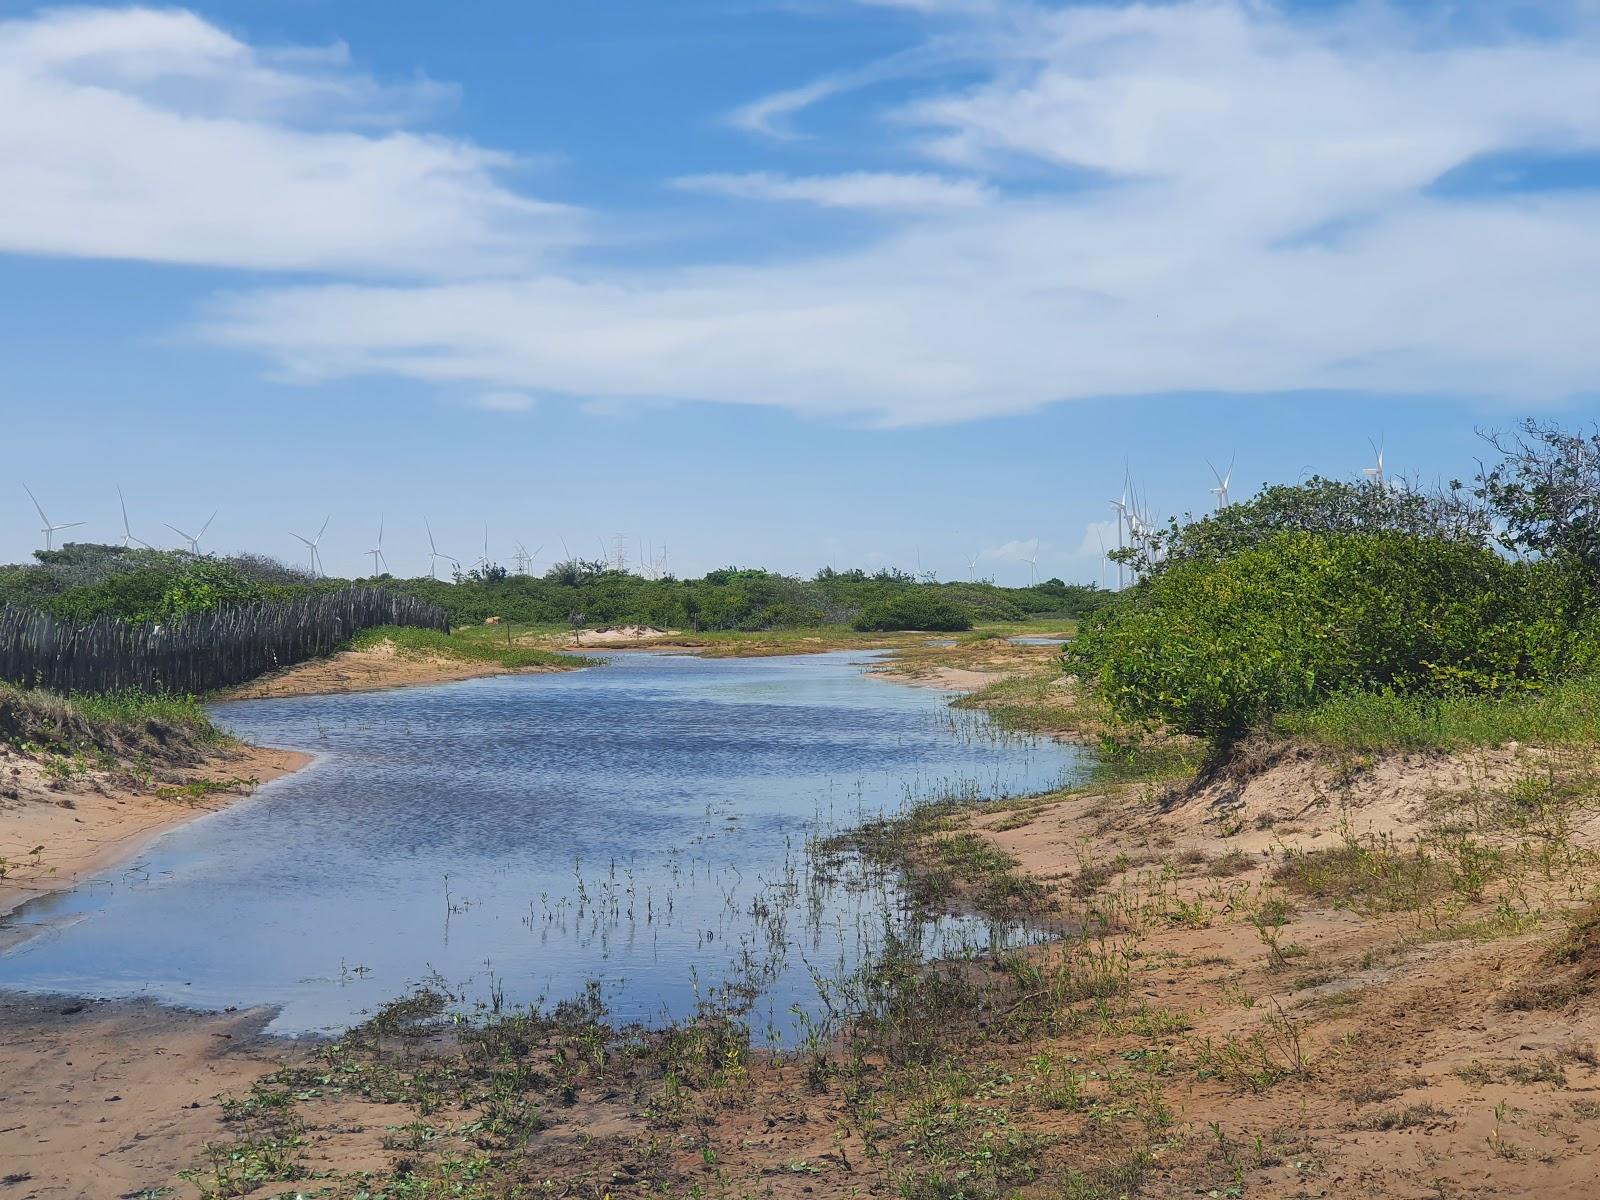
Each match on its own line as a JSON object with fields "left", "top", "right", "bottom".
{"left": 0, "top": 544, "right": 1107, "bottom": 633}
{"left": 1069, "top": 531, "right": 1589, "bottom": 746}
{"left": 1116, "top": 476, "right": 1488, "bottom": 580}
{"left": 853, "top": 592, "right": 973, "bottom": 632}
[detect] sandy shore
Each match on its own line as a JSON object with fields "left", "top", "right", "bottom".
{"left": 24, "top": 636, "right": 1597, "bottom": 1196}
{"left": 0, "top": 993, "right": 305, "bottom": 1200}
{"left": 218, "top": 640, "right": 563, "bottom": 700}
{"left": 0, "top": 742, "right": 310, "bottom": 927}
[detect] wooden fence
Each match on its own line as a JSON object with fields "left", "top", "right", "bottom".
{"left": 0, "top": 588, "right": 450, "bottom": 695}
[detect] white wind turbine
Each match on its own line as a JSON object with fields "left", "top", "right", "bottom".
{"left": 290, "top": 516, "right": 330, "bottom": 577}
{"left": 116, "top": 486, "right": 151, "bottom": 549}
{"left": 166, "top": 510, "right": 216, "bottom": 555}
{"left": 1026, "top": 538, "right": 1040, "bottom": 586}
{"left": 23, "top": 485, "right": 84, "bottom": 552}
{"left": 516, "top": 543, "right": 542, "bottom": 575}
{"left": 1363, "top": 438, "right": 1386, "bottom": 489}
{"left": 968, "top": 551, "right": 980, "bottom": 582}
{"left": 470, "top": 525, "right": 491, "bottom": 572}
{"left": 425, "top": 519, "right": 458, "bottom": 579}
{"left": 367, "top": 517, "right": 388, "bottom": 576}
{"left": 1207, "top": 454, "right": 1235, "bottom": 510}
{"left": 1108, "top": 490, "right": 1130, "bottom": 591}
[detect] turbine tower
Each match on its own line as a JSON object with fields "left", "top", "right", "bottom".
{"left": 23, "top": 485, "right": 84, "bottom": 552}
{"left": 1363, "top": 438, "right": 1386, "bottom": 489}
{"left": 1207, "top": 454, "right": 1235, "bottom": 510}
{"left": 290, "top": 516, "right": 330, "bottom": 577}
{"left": 367, "top": 517, "right": 388, "bottom": 576}
{"left": 116, "top": 487, "right": 151, "bottom": 549}
{"left": 425, "top": 519, "right": 458, "bottom": 579}
{"left": 165, "top": 511, "right": 216, "bottom": 555}
{"left": 1109, "top": 491, "right": 1129, "bottom": 591}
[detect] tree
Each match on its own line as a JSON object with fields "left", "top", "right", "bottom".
{"left": 1115, "top": 476, "right": 1489, "bottom": 581}
{"left": 1478, "top": 419, "right": 1600, "bottom": 576}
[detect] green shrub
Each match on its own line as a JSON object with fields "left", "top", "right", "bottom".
{"left": 1070, "top": 531, "right": 1584, "bottom": 746}
{"left": 853, "top": 592, "right": 973, "bottom": 632}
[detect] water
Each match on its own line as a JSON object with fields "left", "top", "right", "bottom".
{"left": 0, "top": 651, "right": 1084, "bottom": 1037}
{"left": 1008, "top": 635, "right": 1069, "bottom": 646}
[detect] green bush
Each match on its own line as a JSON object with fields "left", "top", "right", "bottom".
{"left": 1069, "top": 531, "right": 1585, "bottom": 746}
{"left": 853, "top": 592, "right": 973, "bottom": 632}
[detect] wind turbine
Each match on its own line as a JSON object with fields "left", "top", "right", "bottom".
{"left": 425, "top": 519, "right": 458, "bottom": 579}
{"left": 116, "top": 486, "right": 151, "bottom": 549}
{"left": 516, "top": 543, "right": 542, "bottom": 575}
{"left": 165, "top": 511, "right": 216, "bottom": 555}
{"left": 1108, "top": 491, "right": 1129, "bottom": 591}
{"left": 967, "top": 551, "right": 980, "bottom": 582}
{"left": 290, "top": 516, "right": 330, "bottom": 578}
{"left": 23, "top": 485, "right": 84, "bottom": 552}
{"left": 367, "top": 517, "right": 388, "bottom": 576}
{"left": 1363, "top": 438, "right": 1386, "bottom": 489}
{"left": 1207, "top": 454, "right": 1235, "bottom": 510}
{"left": 1026, "top": 538, "right": 1040, "bottom": 586}
{"left": 470, "top": 525, "right": 490, "bottom": 572}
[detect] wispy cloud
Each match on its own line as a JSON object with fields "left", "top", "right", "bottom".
{"left": 205, "top": 1, "right": 1600, "bottom": 425}
{"left": 473, "top": 391, "right": 537, "bottom": 412}
{"left": 10, "top": 3, "right": 1600, "bottom": 427}
{"left": 674, "top": 170, "right": 993, "bottom": 210}
{"left": 0, "top": 6, "right": 575, "bottom": 275}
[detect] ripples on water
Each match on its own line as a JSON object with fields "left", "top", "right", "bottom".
{"left": 0, "top": 651, "right": 1085, "bottom": 1038}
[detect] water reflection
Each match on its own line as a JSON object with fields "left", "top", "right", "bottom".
{"left": 0, "top": 651, "right": 1083, "bottom": 1037}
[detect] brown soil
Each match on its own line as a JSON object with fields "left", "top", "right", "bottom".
{"left": 219, "top": 640, "right": 556, "bottom": 700}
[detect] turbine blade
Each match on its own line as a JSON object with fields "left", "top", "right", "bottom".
{"left": 23, "top": 484, "right": 49, "bottom": 525}
{"left": 198, "top": 510, "right": 216, "bottom": 539}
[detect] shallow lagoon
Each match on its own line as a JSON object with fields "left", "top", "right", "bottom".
{"left": 0, "top": 651, "right": 1084, "bottom": 1037}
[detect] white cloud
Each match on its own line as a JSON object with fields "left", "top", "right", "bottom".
{"left": 11, "top": 3, "right": 1600, "bottom": 426}
{"left": 473, "top": 390, "right": 536, "bottom": 412}
{"left": 0, "top": 6, "right": 574, "bottom": 275}
{"left": 674, "top": 170, "right": 993, "bottom": 210}
{"left": 204, "top": 1, "right": 1600, "bottom": 425}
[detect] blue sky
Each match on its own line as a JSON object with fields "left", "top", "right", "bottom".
{"left": 2, "top": 0, "right": 1598, "bottom": 583}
